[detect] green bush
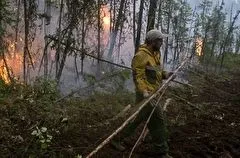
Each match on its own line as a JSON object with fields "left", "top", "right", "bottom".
{"left": 32, "top": 77, "right": 59, "bottom": 100}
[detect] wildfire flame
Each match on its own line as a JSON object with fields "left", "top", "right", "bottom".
{"left": 195, "top": 37, "right": 203, "bottom": 56}
{"left": 102, "top": 6, "right": 110, "bottom": 30}
{"left": 103, "top": 16, "right": 110, "bottom": 26}
{"left": 0, "top": 65, "right": 11, "bottom": 84}
{"left": 0, "top": 39, "right": 23, "bottom": 84}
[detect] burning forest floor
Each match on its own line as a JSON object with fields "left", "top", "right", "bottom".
{"left": 0, "top": 70, "right": 240, "bottom": 158}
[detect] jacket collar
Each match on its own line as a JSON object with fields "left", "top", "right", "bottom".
{"left": 138, "top": 44, "right": 159, "bottom": 57}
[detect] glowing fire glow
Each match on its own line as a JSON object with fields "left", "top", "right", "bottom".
{"left": 102, "top": 6, "right": 110, "bottom": 31}
{"left": 0, "top": 65, "right": 11, "bottom": 84}
{"left": 0, "top": 39, "right": 23, "bottom": 84}
{"left": 103, "top": 16, "right": 110, "bottom": 26}
{"left": 101, "top": 5, "right": 111, "bottom": 46}
{"left": 195, "top": 37, "right": 203, "bottom": 56}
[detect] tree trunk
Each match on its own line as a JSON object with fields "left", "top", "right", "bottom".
{"left": 163, "top": 6, "right": 171, "bottom": 64}
{"left": 81, "top": 1, "right": 85, "bottom": 74}
{"left": 56, "top": 28, "right": 73, "bottom": 82}
{"left": 146, "top": 0, "right": 158, "bottom": 32}
{"left": 133, "top": 0, "right": 136, "bottom": 46}
{"left": 97, "top": 0, "right": 101, "bottom": 63}
{"left": 135, "top": 0, "right": 144, "bottom": 53}
{"left": 44, "top": 0, "right": 51, "bottom": 78}
{"left": 96, "top": 0, "right": 101, "bottom": 78}
{"left": 14, "top": 0, "right": 21, "bottom": 57}
{"left": 55, "top": 0, "right": 64, "bottom": 79}
{"left": 74, "top": 52, "right": 79, "bottom": 81}
{"left": 107, "top": 0, "right": 126, "bottom": 59}
{"left": 112, "top": 0, "right": 116, "bottom": 31}
{"left": 156, "top": 0, "right": 162, "bottom": 30}
{"left": 23, "top": 0, "right": 29, "bottom": 83}
{"left": 117, "top": 2, "right": 127, "bottom": 63}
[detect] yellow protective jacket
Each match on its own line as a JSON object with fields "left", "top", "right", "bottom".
{"left": 132, "top": 44, "right": 166, "bottom": 93}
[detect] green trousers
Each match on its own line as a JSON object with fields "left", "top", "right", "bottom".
{"left": 118, "top": 92, "right": 169, "bottom": 154}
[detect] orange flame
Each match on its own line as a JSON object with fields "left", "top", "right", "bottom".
{"left": 103, "top": 16, "right": 110, "bottom": 26}
{"left": 0, "top": 39, "right": 23, "bottom": 84}
{"left": 102, "top": 6, "right": 110, "bottom": 30}
{"left": 0, "top": 65, "right": 11, "bottom": 84}
{"left": 101, "top": 5, "right": 111, "bottom": 47}
{"left": 196, "top": 37, "right": 203, "bottom": 56}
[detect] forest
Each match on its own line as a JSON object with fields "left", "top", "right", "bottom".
{"left": 0, "top": 0, "right": 240, "bottom": 157}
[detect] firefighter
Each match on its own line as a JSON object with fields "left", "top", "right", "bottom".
{"left": 111, "top": 30, "right": 174, "bottom": 158}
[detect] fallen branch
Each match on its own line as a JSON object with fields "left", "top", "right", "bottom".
{"left": 85, "top": 54, "right": 191, "bottom": 158}
{"left": 172, "top": 80, "right": 194, "bottom": 88}
{"left": 170, "top": 93, "right": 201, "bottom": 110}
{"left": 46, "top": 35, "right": 132, "bottom": 70}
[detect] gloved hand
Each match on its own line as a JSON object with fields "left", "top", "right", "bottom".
{"left": 143, "top": 90, "right": 151, "bottom": 98}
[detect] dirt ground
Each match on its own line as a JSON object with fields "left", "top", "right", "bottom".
{"left": 0, "top": 71, "right": 239, "bottom": 158}
{"left": 83, "top": 72, "right": 240, "bottom": 158}
{"left": 92, "top": 102, "right": 240, "bottom": 158}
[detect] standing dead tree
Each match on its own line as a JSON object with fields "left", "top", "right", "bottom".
{"left": 146, "top": 0, "right": 158, "bottom": 32}
{"left": 23, "top": 0, "right": 28, "bottom": 83}
{"left": 156, "top": 0, "right": 163, "bottom": 30}
{"left": 133, "top": 0, "right": 136, "bottom": 46}
{"left": 80, "top": 0, "right": 86, "bottom": 75}
{"left": 23, "top": 0, "right": 37, "bottom": 83}
{"left": 107, "top": 0, "right": 126, "bottom": 59}
{"left": 14, "top": 0, "right": 21, "bottom": 57}
{"left": 135, "top": 0, "right": 144, "bottom": 53}
{"left": 43, "top": 0, "right": 51, "bottom": 78}
{"left": 163, "top": 0, "right": 174, "bottom": 64}
{"left": 55, "top": 0, "right": 64, "bottom": 79}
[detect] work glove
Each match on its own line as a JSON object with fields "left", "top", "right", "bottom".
{"left": 143, "top": 90, "right": 151, "bottom": 98}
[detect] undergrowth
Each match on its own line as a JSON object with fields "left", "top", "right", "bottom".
{"left": 0, "top": 77, "right": 134, "bottom": 157}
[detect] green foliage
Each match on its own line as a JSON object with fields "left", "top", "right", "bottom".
{"left": 114, "top": 70, "right": 131, "bottom": 92}
{"left": 0, "top": 77, "right": 60, "bottom": 106}
{"left": 75, "top": 154, "right": 83, "bottom": 158}
{"left": 32, "top": 77, "right": 59, "bottom": 99}
{"left": 217, "top": 53, "right": 240, "bottom": 70}
{"left": 0, "top": 79, "right": 11, "bottom": 98}
{"left": 83, "top": 73, "right": 96, "bottom": 85}
{"left": 31, "top": 126, "right": 53, "bottom": 150}
{"left": 101, "top": 69, "right": 131, "bottom": 93}
{"left": 0, "top": 86, "right": 134, "bottom": 157}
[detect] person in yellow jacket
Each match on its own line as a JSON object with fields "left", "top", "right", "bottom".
{"left": 111, "top": 30, "right": 173, "bottom": 158}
